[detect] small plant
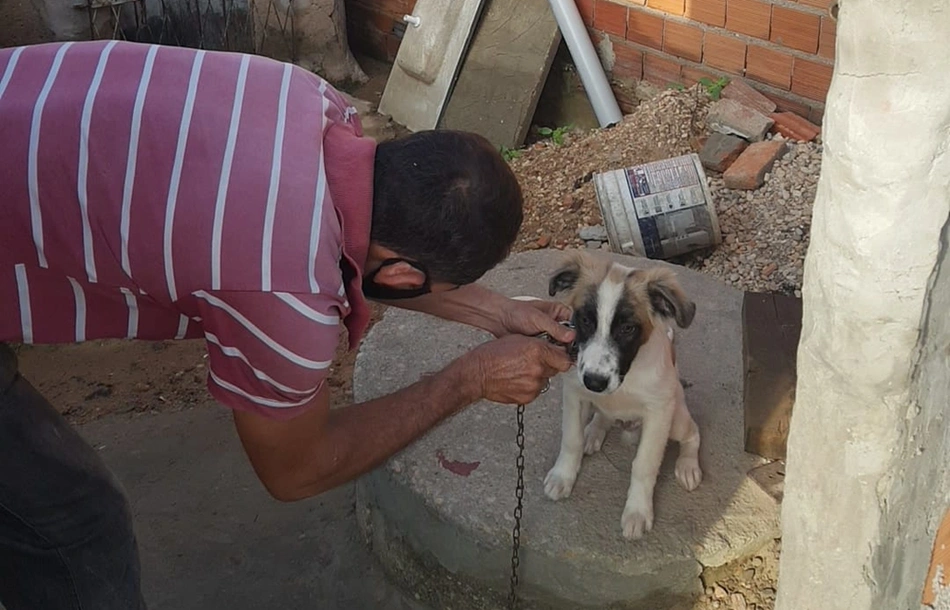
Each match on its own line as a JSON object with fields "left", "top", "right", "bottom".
{"left": 699, "top": 76, "right": 730, "bottom": 100}
{"left": 500, "top": 146, "right": 521, "bottom": 162}
{"left": 537, "top": 124, "right": 572, "bottom": 146}
{"left": 667, "top": 82, "right": 686, "bottom": 91}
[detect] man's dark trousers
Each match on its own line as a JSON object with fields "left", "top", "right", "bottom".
{"left": 0, "top": 342, "right": 147, "bottom": 609}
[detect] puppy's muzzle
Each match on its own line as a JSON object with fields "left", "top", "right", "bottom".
{"left": 582, "top": 373, "right": 609, "bottom": 393}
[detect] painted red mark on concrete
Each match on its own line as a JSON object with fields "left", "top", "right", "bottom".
{"left": 436, "top": 449, "right": 480, "bottom": 477}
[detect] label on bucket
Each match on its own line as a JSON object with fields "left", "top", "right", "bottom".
{"left": 592, "top": 153, "right": 721, "bottom": 260}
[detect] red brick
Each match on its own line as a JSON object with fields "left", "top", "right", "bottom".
{"left": 746, "top": 44, "right": 793, "bottom": 90}
{"left": 703, "top": 32, "right": 746, "bottom": 74}
{"left": 643, "top": 53, "right": 683, "bottom": 87}
{"left": 594, "top": 0, "right": 628, "bottom": 38}
{"left": 626, "top": 8, "right": 664, "bottom": 50}
{"left": 769, "top": 111, "right": 821, "bottom": 141}
{"left": 346, "top": 5, "right": 379, "bottom": 32}
{"left": 797, "top": 0, "right": 834, "bottom": 8}
{"left": 770, "top": 5, "right": 820, "bottom": 54}
{"left": 792, "top": 58, "right": 833, "bottom": 101}
{"left": 647, "top": 0, "right": 685, "bottom": 16}
{"left": 708, "top": 98, "right": 774, "bottom": 141}
{"left": 723, "top": 140, "right": 789, "bottom": 189}
{"left": 681, "top": 65, "right": 718, "bottom": 86}
{"left": 612, "top": 81, "right": 640, "bottom": 114}
{"left": 372, "top": 11, "right": 398, "bottom": 35}
{"left": 818, "top": 16, "right": 836, "bottom": 59}
{"left": 686, "top": 0, "right": 725, "bottom": 27}
{"left": 721, "top": 79, "right": 776, "bottom": 115}
{"left": 726, "top": 0, "right": 772, "bottom": 40}
{"left": 700, "top": 133, "right": 749, "bottom": 172}
{"left": 612, "top": 38, "right": 644, "bottom": 79}
{"left": 384, "top": 33, "right": 402, "bottom": 60}
{"left": 577, "top": 0, "right": 596, "bottom": 26}
{"left": 588, "top": 27, "right": 604, "bottom": 46}
{"left": 663, "top": 20, "right": 704, "bottom": 62}
{"left": 762, "top": 91, "right": 813, "bottom": 117}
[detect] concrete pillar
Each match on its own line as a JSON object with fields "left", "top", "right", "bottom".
{"left": 774, "top": 1, "right": 950, "bottom": 609}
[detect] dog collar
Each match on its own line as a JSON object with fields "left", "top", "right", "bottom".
{"left": 538, "top": 320, "right": 578, "bottom": 363}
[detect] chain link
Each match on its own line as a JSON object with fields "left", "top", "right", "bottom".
{"left": 507, "top": 403, "right": 526, "bottom": 610}
{"left": 508, "top": 321, "right": 576, "bottom": 609}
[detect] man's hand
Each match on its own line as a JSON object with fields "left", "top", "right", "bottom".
{"left": 469, "top": 334, "right": 574, "bottom": 404}
{"left": 497, "top": 298, "right": 574, "bottom": 345}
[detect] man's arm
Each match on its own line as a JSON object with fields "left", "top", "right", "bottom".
{"left": 232, "top": 334, "right": 571, "bottom": 501}
{"left": 382, "top": 283, "right": 575, "bottom": 344}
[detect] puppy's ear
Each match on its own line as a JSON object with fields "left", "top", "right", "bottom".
{"left": 548, "top": 259, "right": 580, "bottom": 296}
{"left": 645, "top": 269, "right": 695, "bottom": 328}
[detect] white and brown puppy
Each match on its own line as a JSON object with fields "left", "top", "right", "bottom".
{"left": 542, "top": 251, "right": 702, "bottom": 541}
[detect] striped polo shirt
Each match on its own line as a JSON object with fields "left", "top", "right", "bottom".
{"left": 0, "top": 40, "right": 377, "bottom": 420}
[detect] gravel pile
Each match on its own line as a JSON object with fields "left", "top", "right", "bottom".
{"left": 509, "top": 85, "right": 823, "bottom": 296}
{"left": 508, "top": 86, "right": 711, "bottom": 252}
{"left": 682, "top": 137, "right": 822, "bottom": 296}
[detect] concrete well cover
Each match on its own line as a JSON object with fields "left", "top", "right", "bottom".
{"left": 353, "top": 250, "right": 779, "bottom": 609}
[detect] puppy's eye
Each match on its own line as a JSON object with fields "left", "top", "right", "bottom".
{"left": 619, "top": 323, "right": 638, "bottom": 335}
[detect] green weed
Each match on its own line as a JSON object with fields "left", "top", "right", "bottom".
{"left": 500, "top": 146, "right": 521, "bottom": 162}
{"left": 537, "top": 124, "right": 572, "bottom": 146}
{"left": 699, "top": 76, "right": 730, "bottom": 100}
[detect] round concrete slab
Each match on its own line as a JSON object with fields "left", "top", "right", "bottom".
{"left": 353, "top": 250, "right": 779, "bottom": 610}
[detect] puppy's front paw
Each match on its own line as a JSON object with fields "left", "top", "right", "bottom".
{"left": 583, "top": 422, "right": 607, "bottom": 455}
{"left": 543, "top": 467, "right": 576, "bottom": 501}
{"left": 675, "top": 456, "right": 702, "bottom": 491}
{"left": 621, "top": 495, "right": 654, "bottom": 540}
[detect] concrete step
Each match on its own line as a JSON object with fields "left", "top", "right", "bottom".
{"left": 353, "top": 249, "right": 780, "bottom": 610}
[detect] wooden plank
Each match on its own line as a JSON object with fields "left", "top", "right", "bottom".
{"left": 923, "top": 506, "right": 950, "bottom": 606}
{"left": 747, "top": 460, "right": 785, "bottom": 503}
{"left": 378, "top": 0, "right": 487, "bottom": 132}
{"left": 742, "top": 292, "right": 803, "bottom": 460}
{"left": 438, "top": 0, "right": 561, "bottom": 149}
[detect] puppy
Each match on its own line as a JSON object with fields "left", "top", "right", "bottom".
{"left": 542, "top": 251, "right": 701, "bottom": 540}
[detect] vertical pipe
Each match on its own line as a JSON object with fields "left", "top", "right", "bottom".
{"left": 546, "top": 0, "right": 623, "bottom": 127}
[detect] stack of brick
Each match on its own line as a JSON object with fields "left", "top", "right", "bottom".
{"left": 345, "top": 0, "right": 836, "bottom": 124}
{"left": 698, "top": 76, "right": 821, "bottom": 189}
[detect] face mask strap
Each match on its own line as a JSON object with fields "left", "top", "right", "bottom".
{"left": 362, "top": 258, "right": 433, "bottom": 300}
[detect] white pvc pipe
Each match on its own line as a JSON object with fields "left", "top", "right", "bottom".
{"left": 547, "top": 0, "right": 623, "bottom": 127}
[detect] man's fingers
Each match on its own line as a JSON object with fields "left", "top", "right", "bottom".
{"left": 534, "top": 311, "right": 575, "bottom": 344}
{"left": 552, "top": 302, "right": 573, "bottom": 322}
{"left": 539, "top": 342, "right": 573, "bottom": 372}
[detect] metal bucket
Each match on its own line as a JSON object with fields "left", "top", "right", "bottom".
{"left": 592, "top": 153, "right": 722, "bottom": 260}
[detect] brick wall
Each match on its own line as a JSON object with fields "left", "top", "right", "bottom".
{"left": 344, "top": 0, "right": 835, "bottom": 123}
{"left": 345, "top": 0, "right": 413, "bottom": 63}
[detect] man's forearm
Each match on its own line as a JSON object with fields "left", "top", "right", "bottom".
{"left": 285, "top": 358, "right": 482, "bottom": 499}
{"left": 384, "top": 283, "right": 509, "bottom": 336}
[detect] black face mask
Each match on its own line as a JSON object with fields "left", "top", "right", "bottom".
{"left": 361, "top": 258, "right": 432, "bottom": 300}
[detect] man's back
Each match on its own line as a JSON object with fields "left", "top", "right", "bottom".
{"left": 0, "top": 40, "right": 377, "bottom": 418}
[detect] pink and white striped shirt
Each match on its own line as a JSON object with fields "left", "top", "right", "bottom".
{"left": 0, "top": 40, "right": 376, "bottom": 420}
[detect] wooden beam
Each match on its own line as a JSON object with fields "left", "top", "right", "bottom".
{"left": 742, "top": 291, "right": 803, "bottom": 460}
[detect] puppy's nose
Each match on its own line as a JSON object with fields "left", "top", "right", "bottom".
{"left": 583, "top": 373, "right": 609, "bottom": 393}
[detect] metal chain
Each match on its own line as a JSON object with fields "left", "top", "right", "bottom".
{"left": 507, "top": 320, "right": 576, "bottom": 610}
{"left": 507, "top": 402, "right": 526, "bottom": 610}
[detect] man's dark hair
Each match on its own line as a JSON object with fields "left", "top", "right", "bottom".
{"left": 370, "top": 130, "right": 524, "bottom": 285}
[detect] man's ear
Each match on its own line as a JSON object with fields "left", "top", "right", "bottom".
{"left": 548, "top": 259, "right": 581, "bottom": 296}
{"left": 644, "top": 269, "right": 696, "bottom": 328}
{"left": 371, "top": 261, "right": 427, "bottom": 290}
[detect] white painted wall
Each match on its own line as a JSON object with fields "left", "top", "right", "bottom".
{"left": 775, "top": 1, "right": 950, "bottom": 609}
